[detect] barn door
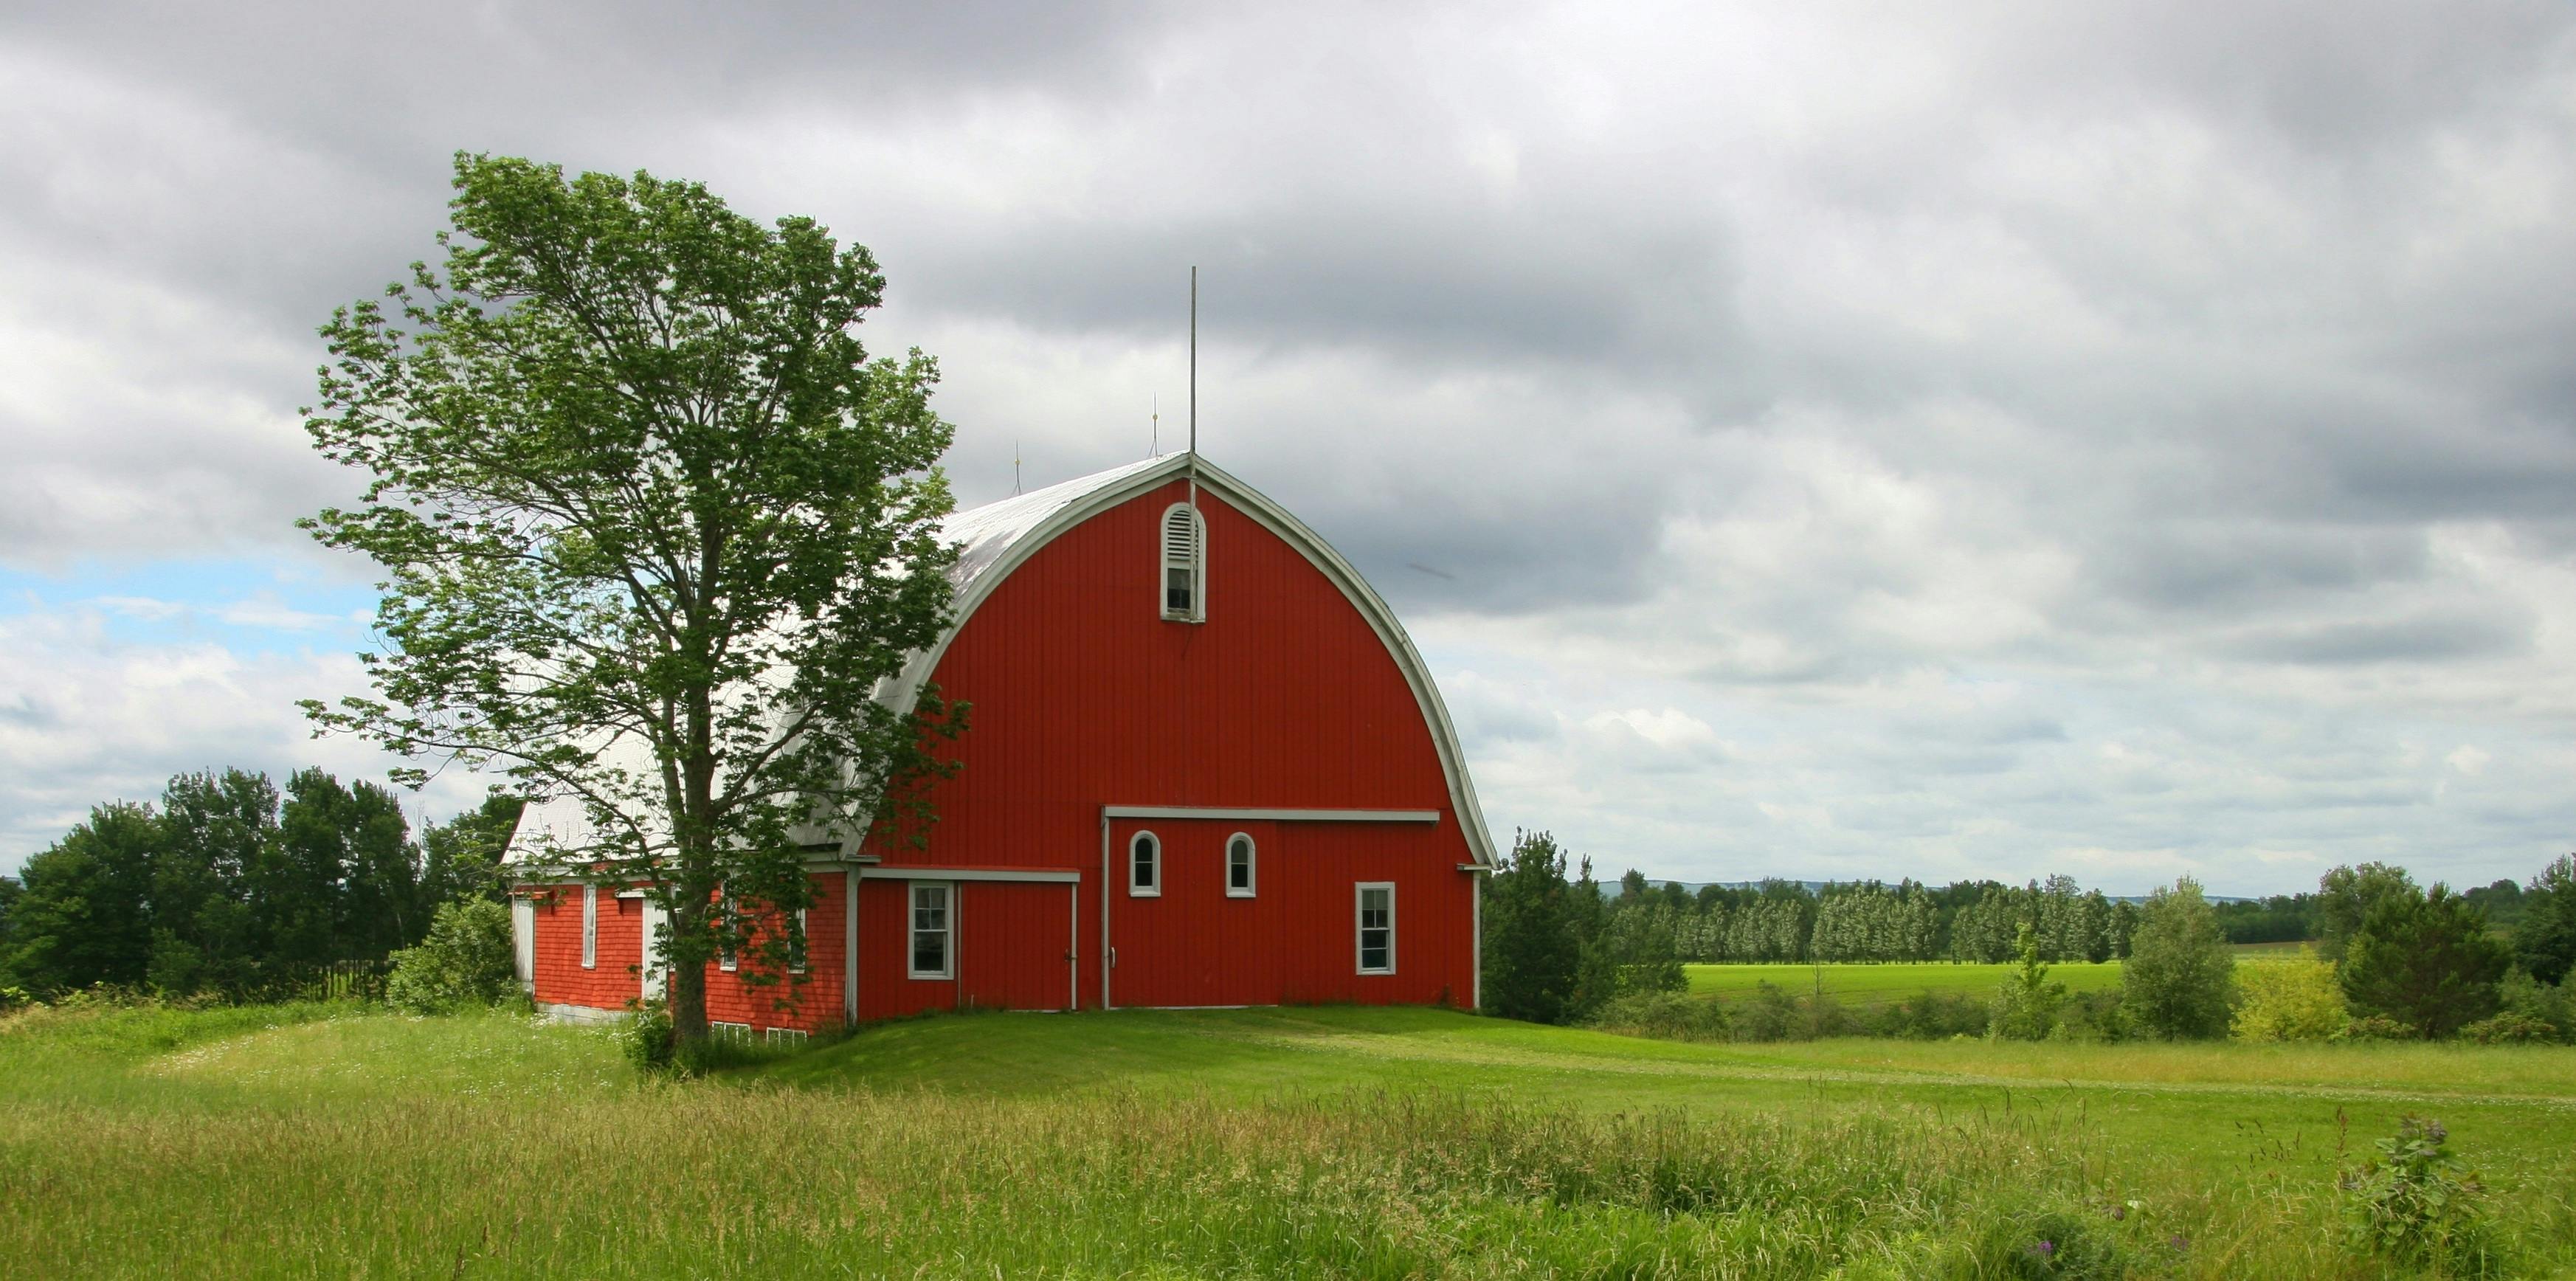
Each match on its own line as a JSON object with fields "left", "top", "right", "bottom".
{"left": 1110, "top": 820, "right": 1279, "bottom": 1008}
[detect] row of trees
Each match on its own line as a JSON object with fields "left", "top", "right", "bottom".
{"left": 0, "top": 769, "right": 521, "bottom": 998}
{"left": 1607, "top": 870, "right": 2147, "bottom": 967}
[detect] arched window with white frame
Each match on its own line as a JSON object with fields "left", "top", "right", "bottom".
{"left": 1129, "top": 831, "right": 1162, "bottom": 897}
{"left": 1226, "top": 832, "right": 1256, "bottom": 898}
{"left": 1159, "top": 503, "right": 1205, "bottom": 622}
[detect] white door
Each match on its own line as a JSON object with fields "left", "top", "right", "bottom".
{"left": 510, "top": 898, "right": 536, "bottom": 990}
{"left": 640, "top": 900, "right": 669, "bottom": 1001}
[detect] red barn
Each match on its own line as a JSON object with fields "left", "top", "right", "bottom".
{"left": 508, "top": 454, "right": 1496, "bottom": 1035}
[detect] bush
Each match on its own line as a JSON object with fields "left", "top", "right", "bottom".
{"left": 2457, "top": 1012, "right": 2558, "bottom": 1045}
{"left": 2337, "top": 1013, "right": 2417, "bottom": 1042}
{"left": 2342, "top": 884, "right": 2511, "bottom": 1039}
{"left": 1724, "top": 981, "right": 1854, "bottom": 1042}
{"left": 2496, "top": 967, "right": 2572, "bottom": 1044}
{"left": 2122, "top": 877, "right": 2234, "bottom": 1040}
{"left": 2338, "top": 1117, "right": 2501, "bottom": 1276}
{"left": 0, "top": 985, "right": 32, "bottom": 1014}
{"left": 384, "top": 900, "right": 518, "bottom": 1015}
{"left": 1586, "top": 990, "right": 1731, "bottom": 1041}
{"left": 1866, "top": 990, "right": 1989, "bottom": 1040}
{"left": 1990, "top": 924, "right": 2065, "bottom": 1041}
{"left": 2231, "top": 951, "right": 2349, "bottom": 1042}
{"left": 622, "top": 997, "right": 677, "bottom": 1074}
{"left": 2056, "top": 990, "right": 2130, "bottom": 1043}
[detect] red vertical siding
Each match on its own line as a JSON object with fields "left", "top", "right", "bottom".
{"left": 859, "top": 479, "right": 1480, "bottom": 1015}
{"left": 856, "top": 878, "right": 1080, "bottom": 1016}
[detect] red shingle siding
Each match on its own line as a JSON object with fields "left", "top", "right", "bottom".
{"left": 528, "top": 886, "right": 641, "bottom": 1011}
{"left": 702, "top": 871, "right": 849, "bottom": 1033}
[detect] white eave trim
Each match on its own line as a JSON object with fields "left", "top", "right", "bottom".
{"left": 859, "top": 452, "right": 1497, "bottom": 869}
{"left": 1102, "top": 806, "right": 1440, "bottom": 824}
{"left": 862, "top": 866, "right": 1082, "bottom": 884}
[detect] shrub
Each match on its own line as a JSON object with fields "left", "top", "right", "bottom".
{"left": 2496, "top": 967, "right": 2573, "bottom": 1044}
{"left": 2121, "top": 877, "right": 2234, "bottom": 1040}
{"left": 1586, "top": 990, "right": 1731, "bottom": 1041}
{"left": 2337, "top": 1014, "right": 2416, "bottom": 1041}
{"left": 2056, "top": 990, "right": 2130, "bottom": 1043}
{"left": 2457, "top": 1012, "right": 2558, "bottom": 1045}
{"left": 2338, "top": 1117, "right": 2500, "bottom": 1276}
{"left": 384, "top": 900, "right": 518, "bottom": 1015}
{"left": 2341, "top": 884, "right": 2511, "bottom": 1038}
{"left": 0, "top": 985, "right": 32, "bottom": 1013}
{"left": 622, "top": 997, "right": 677, "bottom": 1075}
{"left": 1866, "top": 990, "right": 1989, "bottom": 1040}
{"left": 2231, "top": 951, "right": 2349, "bottom": 1042}
{"left": 1990, "top": 923, "right": 2065, "bottom": 1041}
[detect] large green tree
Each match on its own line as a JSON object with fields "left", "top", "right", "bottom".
{"left": 4, "top": 803, "right": 157, "bottom": 994}
{"left": 416, "top": 794, "right": 528, "bottom": 911}
{"left": 2514, "top": 854, "right": 2576, "bottom": 987}
{"left": 2316, "top": 862, "right": 2417, "bottom": 963}
{"left": 1479, "top": 831, "right": 1581, "bottom": 1023}
{"left": 2342, "top": 885, "right": 2512, "bottom": 1038}
{"left": 2121, "top": 876, "right": 2236, "bottom": 1040}
{"left": 303, "top": 154, "right": 963, "bottom": 1046}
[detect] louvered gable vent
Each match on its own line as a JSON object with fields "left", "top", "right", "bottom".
{"left": 1160, "top": 502, "right": 1205, "bottom": 621}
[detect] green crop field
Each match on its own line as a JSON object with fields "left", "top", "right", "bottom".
{"left": 4, "top": 1000, "right": 2572, "bottom": 1277}
{"left": 1685, "top": 960, "right": 2128, "bottom": 1006}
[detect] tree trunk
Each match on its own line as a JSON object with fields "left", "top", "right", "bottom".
{"left": 669, "top": 897, "right": 708, "bottom": 1042}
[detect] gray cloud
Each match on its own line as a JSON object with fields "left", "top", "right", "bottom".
{"left": 4, "top": 0, "right": 2574, "bottom": 888}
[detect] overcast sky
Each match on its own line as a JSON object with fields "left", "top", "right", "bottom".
{"left": 4, "top": 1, "right": 2572, "bottom": 894}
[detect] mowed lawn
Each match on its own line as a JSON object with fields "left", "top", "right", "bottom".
{"left": 4, "top": 1001, "right": 2573, "bottom": 1277}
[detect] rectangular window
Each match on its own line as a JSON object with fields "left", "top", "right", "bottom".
{"left": 791, "top": 906, "right": 808, "bottom": 974}
{"left": 909, "top": 883, "right": 953, "bottom": 979}
{"left": 581, "top": 885, "right": 598, "bottom": 969}
{"left": 710, "top": 1021, "right": 753, "bottom": 1045}
{"left": 1356, "top": 883, "right": 1395, "bottom": 975}
{"left": 765, "top": 1027, "right": 809, "bottom": 1048}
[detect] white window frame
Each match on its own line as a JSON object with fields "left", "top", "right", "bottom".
{"left": 717, "top": 885, "right": 737, "bottom": 972}
{"left": 791, "top": 906, "right": 808, "bottom": 974}
{"left": 908, "top": 881, "right": 954, "bottom": 980}
{"left": 765, "top": 1026, "right": 809, "bottom": 1048}
{"left": 710, "top": 1021, "right": 753, "bottom": 1045}
{"left": 1226, "top": 832, "right": 1257, "bottom": 898}
{"left": 1128, "top": 831, "right": 1162, "bottom": 897}
{"left": 581, "top": 885, "right": 598, "bottom": 970}
{"left": 1158, "top": 503, "right": 1206, "bottom": 623}
{"left": 1356, "top": 882, "right": 1396, "bottom": 976}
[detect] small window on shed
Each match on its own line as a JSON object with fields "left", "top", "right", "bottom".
{"left": 1160, "top": 503, "right": 1206, "bottom": 622}
{"left": 1226, "top": 833, "right": 1256, "bottom": 898}
{"left": 1129, "top": 831, "right": 1162, "bottom": 897}
{"left": 1356, "top": 883, "right": 1395, "bottom": 975}
{"left": 581, "top": 885, "right": 598, "bottom": 970}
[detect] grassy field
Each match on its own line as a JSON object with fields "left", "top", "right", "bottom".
{"left": 1685, "top": 960, "right": 2128, "bottom": 1006}
{"left": 4, "top": 1000, "right": 2572, "bottom": 1277}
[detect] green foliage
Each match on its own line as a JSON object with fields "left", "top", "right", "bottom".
{"left": 4, "top": 802, "right": 157, "bottom": 994}
{"left": 2338, "top": 1117, "right": 2501, "bottom": 1275}
{"left": 1581, "top": 990, "right": 1733, "bottom": 1041}
{"left": 622, "top": 998, "right": 677, "bottom": 1075}
{"left": 415, "top": 794, "right": 525, "bottom": 908}
{"left": 303, "top": 153, "right": 962, "bottom": 1041}
{"left": 1986, "top": 1206, "right": 2130, "bottom": 1280}
{"left": 1479, "top": 830, "right": 1581, "bottom": 1023}
{"left": 386, "top": 900, "right": 520, "bottom": 1015}
{"left": 2317, "top": 861, "right": 2418, "bottom": 964}
{"left": 2343, "top": 884, "right": 2512, "bottom": 1039}
{"left": 2496, "top": 968, "right": 2573, "bottom": 1044}
{"left": 1866, "top": 990, "right": 1990, "bottom": 1039}
{"left": 2121, "top": 876, "right": 2235, "bottom": 1040}
{"left": 1990, "top": 922, "right": 2067, "bottom": 1041}
{"left": 2338, "top": 1013, "right": 2418, "bottom": 1041}
{"left": 2231, "top": 950, "right": 2349, "bottom": 1042}
{"left": 2459, "top": 1012, "right": 2558, "bottom": 1045}
{"left": 2515, "top": 854, "right": 2576, "bottom": 987}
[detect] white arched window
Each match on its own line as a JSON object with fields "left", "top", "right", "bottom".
{"left": 1226, "top": 833, "right": 1256, "bottom": 898}
{"left": 1129, "top": 831, "right": 1162, "bottom": 897}
{"left": 1160, "top": 503, "right": 1205, "bottom": 622}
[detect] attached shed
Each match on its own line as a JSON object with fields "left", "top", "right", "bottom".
{"left": 511, "top": 453, "right": 1496, "bottom": 1031}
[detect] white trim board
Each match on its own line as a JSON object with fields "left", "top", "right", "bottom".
{"left": 1102, "top": 806, "right": 1439, "bottom": 824}
{"left": 861, "top": 866, "right": 1082, "bottom": 884}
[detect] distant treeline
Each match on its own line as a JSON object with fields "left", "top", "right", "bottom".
{"left": 0, "top": 768, "right": 522, "bottom": 1000}
{"left": 1598, "top": 864, "right": 2541, "bottom": 964}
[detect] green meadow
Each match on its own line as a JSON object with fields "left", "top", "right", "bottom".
{"left": 4, "top": 1000, "right": 2572, "bottom": 1277}
{"left": 1684, "top": 960, "right": 2129, "bottom": 1006}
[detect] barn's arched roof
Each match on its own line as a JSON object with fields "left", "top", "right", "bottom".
{"left": 863, "top": 452, "right": 1498, "bottom": 868}
{"left": 511, "top": 454, "right": 1498, "bottom": 869}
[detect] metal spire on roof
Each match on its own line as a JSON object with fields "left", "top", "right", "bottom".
{"left": 1187, "top": 266, "right": 1198, "bottom": 515}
